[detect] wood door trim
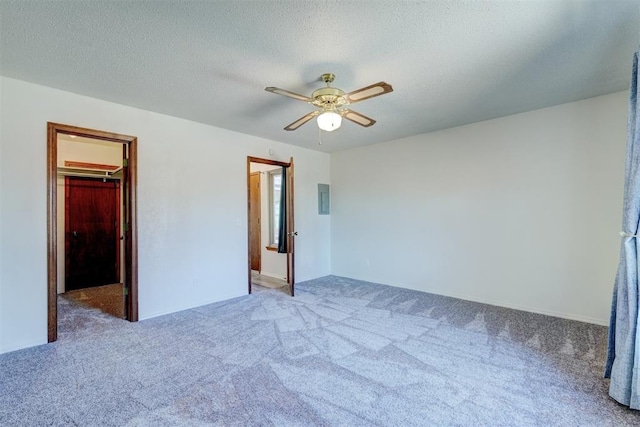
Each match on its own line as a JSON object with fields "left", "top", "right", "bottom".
{"left": 247, "top": 157, "right": 290, "bottom": 168}
{"left": 288, "top": 157, "right": 295, "bottom": 296}
{"left": 127, "top": 140, "right": 139, "bottom": 322}
{"left": 47, "top": 124, "right": 57, "bottom": 341}
{"left": 246, "top": 156, "right": 291, "bottom": 294}
{"left": 47, "top": 122, "right": 138, "bottom": 343}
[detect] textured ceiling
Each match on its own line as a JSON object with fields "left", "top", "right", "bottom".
{"left": 1, "top": 1, "right": 638, "bottom": 153}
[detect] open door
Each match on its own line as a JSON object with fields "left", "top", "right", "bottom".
{"left": 249, "top": 172, "right": 261, "bottom": 272}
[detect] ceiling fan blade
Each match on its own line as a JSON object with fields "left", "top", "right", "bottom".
{"left": 342, "top": 109, "right": 377, "bottom": 127}
{"left": 344, "top": 82, "right": 393, "bottom": 104}
{"left": 265, "top": 87, "right": 313, "bottom": 102}
{"left": 284, "top": 111, "right": 319, "bottom": 131}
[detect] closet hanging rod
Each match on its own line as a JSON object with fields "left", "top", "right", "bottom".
{"left": 56, "top": 166, "right": 123, "bottom": 180}
{"left": 57, "top": 165, "right": 122, "bottom": 174}
{"left": 56, "top": 171, "right": 121, "bottom": 180}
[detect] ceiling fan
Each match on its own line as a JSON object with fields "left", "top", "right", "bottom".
{"left": 265, "top": 73, "right": 393, "bottom": 132}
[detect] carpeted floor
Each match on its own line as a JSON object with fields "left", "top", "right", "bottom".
{"left": 0, "top": 275, "right": 637, "bottom": 426}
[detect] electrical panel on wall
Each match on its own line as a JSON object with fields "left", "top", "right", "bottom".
{"left": 318, "top": 184, "right": 330, "bottom": 215}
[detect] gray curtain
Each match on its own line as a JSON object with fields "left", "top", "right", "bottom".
{"left": 605, "top": 46, "right": 640, "bottom": 409}
{"left": 277, "top": 167, "right": 287, "bottom": 254}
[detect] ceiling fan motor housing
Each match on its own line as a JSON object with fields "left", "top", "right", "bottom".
{"left": 311, "top": 87, "right": 347, "bottom": 110}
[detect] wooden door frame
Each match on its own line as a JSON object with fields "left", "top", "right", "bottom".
{"left": 246, "top": 156, "right": 293, "bottom": 295}
{"left": 287, "top": 158, "right": 295, "bottom": 296}
{"left": 47, "top": 122, "right": 138, "bottom": 342}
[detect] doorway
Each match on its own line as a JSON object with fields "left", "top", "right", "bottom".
{"left": 247, "top": 156, "right": 295, "bottom": 296}
{"left": 47, "top": 123, "right": 138, "bottom": 343}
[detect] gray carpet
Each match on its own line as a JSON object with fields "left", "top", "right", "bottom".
{"left": 0, "top": 275, "right": 637, "bottom": 426}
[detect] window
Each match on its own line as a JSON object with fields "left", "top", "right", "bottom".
{"left": 268, "top": 169, "right": 282, "bottom": 247}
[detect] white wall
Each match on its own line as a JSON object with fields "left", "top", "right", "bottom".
{"left": 0, "top": 76, "right": 331, "bottom": 354}
{"left": 331, "top": 91, "right": 627, "bottom": 325}
{"left": 0, "top": 76, "right": 3, "bottom": 345}
{"left": 56, "top": 138, "right": 124, "bottom": 293}
{"left": 249, "top": 163, "right": 287, "bottom": 279}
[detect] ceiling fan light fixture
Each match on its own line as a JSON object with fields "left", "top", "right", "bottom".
{"left": 317, "top": 111, "right": 342, "bottom": 132}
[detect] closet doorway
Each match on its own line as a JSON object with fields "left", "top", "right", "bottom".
{"left": 47, "top": 123, "right": 138, "bottom": 343}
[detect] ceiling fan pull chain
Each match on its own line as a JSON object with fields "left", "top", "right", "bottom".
{"left": 318, "top": 126, "right": 323, "bottom": 145}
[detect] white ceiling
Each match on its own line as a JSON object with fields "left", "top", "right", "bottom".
{"left": 1, "top": 1, "right": 638, "bottom": 153}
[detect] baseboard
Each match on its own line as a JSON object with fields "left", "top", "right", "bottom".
{"left": 423, "top": 288, "right": 609, "bottom": 326}
{"left": 0, "top": 337, "right": 48, "bottom": 356}
{"left": 138, "top": 292, "right": 247, "bottom": 321}
{"left": 258, "top": 271, "right": 287, "bottom": 281}
{"left": 332, "top": 275, "right": 609, "bottom": 326}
